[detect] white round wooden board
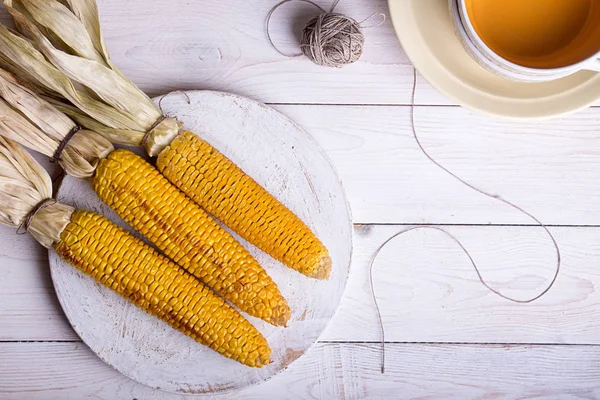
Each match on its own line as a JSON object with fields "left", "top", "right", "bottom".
{"left": 49, "top": 91, "right": 352, "bottom": 394}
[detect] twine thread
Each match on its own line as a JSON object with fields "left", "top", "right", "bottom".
{"left": 141, "top": 115, "right": 167, "bottom": 148}
{"left": 158, "top": 90, "right": 191, "bottom": 114}
{"left": 51, "top": 126, "right": 81, "bottom": 163}
{"left": 16, "top": 198, "right": 56, "bottom": 235}
{"left": 300, "top": 12, "right": 363, "bottom": 67}
{"left": 266, "top": 0, "right": 384, "bottom": 67}
{"left": 370, "top": 69, "right": 561, "bottom": 374}
{"left": 143, "top": 91, "right": 192, "bottom": 147}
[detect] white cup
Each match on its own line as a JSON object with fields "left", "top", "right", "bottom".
{"left": 450, "top": 0, "right": 600, "bottom": 82}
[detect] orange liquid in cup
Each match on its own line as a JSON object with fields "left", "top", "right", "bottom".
{"left": 465, "top": 0, "right": 600, "bottom": 69}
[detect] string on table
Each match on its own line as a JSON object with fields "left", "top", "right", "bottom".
{"left": 369, "top": 69, "right": 561, "bottom": 374}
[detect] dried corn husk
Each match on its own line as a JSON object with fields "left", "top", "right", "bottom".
{"left": 0, "top": 24, "right": 148, "bottom": 143}
{"left": 45, "top": 96, "right": 143, "bottom": 144}
{"left": 0, "top": 136, "right": 73, "bottom": 247}
{"left": 9, "top": 0, "right": 104, "bottom": 63}
{"left": 1, "top": 0, "right": 182, "bottom": 156}
{"left": 0, "top": 68, "right": 113, "bottom": 178}
{"left": 0, "top": 26, "right": 134, "bottom": 135}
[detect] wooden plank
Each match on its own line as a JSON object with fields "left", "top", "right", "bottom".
{"left": 6, "top": 102, "right": 599, "bottom": 228}
{"left": 7, "top": 103, "right": 600, "bottom": 226}
{"left": 0, "top": 152, "right": 65, "bottom": 340}
{"left": 0, "top": 257, "right": 76, "bottom": 341}
{"left": 2, "top": 342, "right": 600, "bottom": 399}
{"left": 275, "top": 104, "right": 600, "bottom": 225}
{"left": 4, "top": 225, "right": 600, "bottom": 344}
{"left": 322, "top": 225, "right": 600, "bottom": 343}
{"left": 0, "top": 1, "right": 598, "bottom": 108}
{"left": 93, "top": 0, "right": 600, "bottom": 108}
{"left": 73, "top": 0, "right": 414, "bottom": 105}
{"left": 0, "top": 0, "right": 413, "bottom": 105}
{"left": 3, "top": 101, "right": 600, "bottom": 342}
{"left": 0, "top": 225, "right": 48, "bottom": 261}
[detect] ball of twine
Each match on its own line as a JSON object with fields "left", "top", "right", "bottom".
{"left": 266, "top": 0, "right": 380, "bottom": 68}
{"left": 300, "top": 13, "right": 364, "bottom": 68}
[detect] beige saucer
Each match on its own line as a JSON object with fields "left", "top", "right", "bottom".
{"left": 388, "top": 0, "right": 600, "bottom": 119}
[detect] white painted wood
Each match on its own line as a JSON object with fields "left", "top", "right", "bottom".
{"left": 85, "top": 0, "right": 414, "bottom": 105}
{"left": 0, "top": 257, "right": 72, "bottom": 341}
{"left": 0, "top": 0, "right": 472, "bottom": 107}
{"left": 276, "top": 104, "right": 600, "bottom": 225}
{"left": 48, "top": 91, "right": 352, "bottom": 394}
{"left": 0, "top": 0, "right": 598, "bottom": 108}
{"left": 3, "top": 104, "right": 600, "bottom": 343}
{"left": 5, "top": 225, "right": 600, "bottom": 343}
{"left": 0, "top": 224, "right": 48, "bottom": 261}
{"left": 3, "top": 342, "right": 600, "bottom": 400}
{"left": 323, "top": 224, "right": 600, "bottom": 343}
{"left": 15, "top": 104, "right": 600, "bottom": 227}
{"left": 0, "top": 0, "right": 599, "bottom": 397}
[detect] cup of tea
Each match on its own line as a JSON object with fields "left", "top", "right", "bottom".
{"left": 450, "top": 0, "right": 600, "bottom": 81}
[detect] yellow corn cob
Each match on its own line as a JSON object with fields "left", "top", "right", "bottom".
{"left": 55, "top": 210, "right": 271, "bottom": 367}
{"left": 92, "top": 149, "right": 290, "bottom": 326}
{"left": 156, "top": 131, "right": 332, "bottom": 280}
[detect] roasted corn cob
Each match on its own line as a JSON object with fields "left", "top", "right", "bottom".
{"left": 0, "top": 67, "right": 290, "bottom": 326}
{"left": 58, "top": 210, "right": 271, "bottom": 367}
{"left": 157, "top": 131, "right": 332, "bottom": 279}
{"left": 0, "top": 136, "right": 271, "bottom": 367}
{"left": 94, "top": 149, "right": 290, "bottom": 325}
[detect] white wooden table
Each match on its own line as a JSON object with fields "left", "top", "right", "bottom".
{"left": 2, "top": 0, "right": 600, "bottom": 398}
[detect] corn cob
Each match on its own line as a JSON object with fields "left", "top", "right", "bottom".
{"left": 0, "top": 136, "right": 271, "bottom": 367}
{"left": 157, "top": 131, "right": 332, "bottom": 279}
{"left": 93, "top": 149, "right": 290, "bottom": 326}
{"left": 57, "top": 210, "right": 271, "bottom": 367}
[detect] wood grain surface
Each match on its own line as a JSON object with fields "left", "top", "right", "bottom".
{"left": 3, "top": 342, "right": 600, "bottom": 400}
{"left": 1, "top": 0, "right": 600, "bottom": 398}
{"left": 5, "top": 225, "right": 600, "bottom": 344}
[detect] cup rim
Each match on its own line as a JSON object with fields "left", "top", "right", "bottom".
{"left": 450, "top": 0, "right": 568, "bottom": 81}
{"left": 457, "top": 0, "right": 600, "bottom": 74}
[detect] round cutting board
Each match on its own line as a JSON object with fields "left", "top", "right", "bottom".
{"left": 389, "top": 0, "right": 600, "bottom": 119}
{"left": 49, "top": 91, "right": 352, "bottom": 394}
